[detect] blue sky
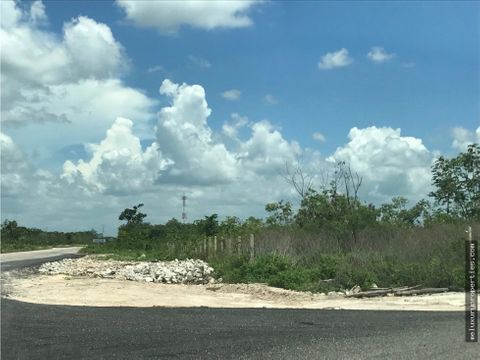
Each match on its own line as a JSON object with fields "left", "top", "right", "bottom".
{"left": 39, "top": 0, "right": 478, "bottom": 155}
{"left": 1, "top": 1, "right": 479, "bottom": 234}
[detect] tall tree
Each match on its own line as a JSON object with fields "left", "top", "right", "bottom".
{"left": 265, "top": 201, "right": 294, "bottom": 226}
{"left": 195, "top": 214, "right": 219, "bottom": 236}
{"left": 282, "top": 156, "right": 314, "bottom": 199}
{"left": 219, "top": 216, "right": 242, "bottom": 237}
{"left": 118, "top": 203, "right": 147, "bottom": 225}
{"left": 378, "top": 197, "right": 429, "bottom": 226}
{"left": 430, "top": 144, "right": 480, "bottom": 220}
{"left": 291, "top": 161, "right": 371, "bottom": 245}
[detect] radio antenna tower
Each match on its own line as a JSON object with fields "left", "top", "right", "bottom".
{"left": 181, "top": 193, "right": 187, "bottom": 222}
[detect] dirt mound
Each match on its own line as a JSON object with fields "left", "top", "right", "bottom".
{"left": 206, "top": 283, "right": 318, "bottom": 302}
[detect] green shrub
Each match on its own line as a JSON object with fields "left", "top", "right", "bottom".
{"left": 211, "top": 254, "right": 292, "bottom": 284}
{"left": 299, "top": 252, "right": 341, "bottom": 278}
{"left": 212, "top": 254, "right": 340, "bottom": 292}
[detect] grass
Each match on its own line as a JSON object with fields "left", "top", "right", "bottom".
{"left": 210, "top": 254, "right": 334, "bottom": 292}
{"left": 210, "top": 252, "right": 465, "bottom": 292}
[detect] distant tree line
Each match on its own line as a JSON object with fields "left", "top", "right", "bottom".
{"left": 0, "top": 220, "right": 98, "bottom": 252}
{"left": 115, "top": 204, "right": 263, "bottom": 252}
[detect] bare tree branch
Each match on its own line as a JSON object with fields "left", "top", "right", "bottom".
{"left": 281, "top": 155, "right": 313, "bottom": 199}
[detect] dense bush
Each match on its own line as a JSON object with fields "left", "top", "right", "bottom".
{"left": 212, "top": 254, "right": 342, "bottom": 293}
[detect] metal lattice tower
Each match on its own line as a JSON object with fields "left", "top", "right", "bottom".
{"left": 181, "top": 193, "right": 187, "bottom": 222}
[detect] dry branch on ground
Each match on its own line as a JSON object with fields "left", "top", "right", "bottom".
{"left": 345, "top": 285, "right": 449, "bottom": 298}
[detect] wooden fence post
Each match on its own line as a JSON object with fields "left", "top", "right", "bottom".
{"left": 213, "top": 236, "right": 217, "bottom": 256}
{"left": 237, "top": 236, "right": 242, "bottom": 256}
{"left": 203, "top": 237, "right": 207, "bottom": 257}
{"left": 227, "top": 238, "right": 232, "bottom": 255}
{"left": 249, "top": 233, "right": 255, "bottom": 261}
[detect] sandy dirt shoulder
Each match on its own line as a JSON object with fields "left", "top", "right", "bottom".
{"left": 2, "top": 272, "right": 466, "bottom": 311}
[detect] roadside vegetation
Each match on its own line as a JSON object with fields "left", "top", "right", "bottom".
{"left": 3, "top": 144, "right": 479, "bottom": 292}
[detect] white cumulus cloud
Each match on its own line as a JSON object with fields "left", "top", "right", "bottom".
{"left": 156, "top": 79, "right": 238, "bottom": 185}
{"left": 367, "top": 46, "right": 395, "bottom": 63}
{"left": 318, "top": 48, "right": 353, "bottom": 70}
{"left": 451, "top": 126, "right": 480, "bottom": 152}
{"left": 116, "top": 0, "right": 260, "bottom": 34}
{"left": 1, "top": 0, "right": 156, "bottom": 156}
{"left": 222, "top": 89, "right": 241, "bottom": 101}
{"left": 62, "top": 117, "right": 171, "bottom": 195}
{"left": 239, "top": 120, "right": 301, "bottom": 175}
{"left": 1, "top": 8, "right": 125, "bottom": 98}
{"left": 222, "top": 113, "right": 249, "bottom": 138}
{"left": 29, "top": 0, "right": 47, "bottom": 24}
{"left": 1, "top": 132, "right": 30, "bottom": 197}
{"left": 328, "top": 126, "right": 433, "bottom": 203}
{"left": 1, "top": 2, "right": 130, "bottom": 126}
{"left": 312, "top": 132, "right": 326, "bottom": 143}
{"left": 0, "top": 0, "right": 22, "bottom": 29}
{"left": 4, "top": 79, "right": 156, "bottom": 153}
{"left": 264, "top": 94, "right": 278, "bottom": 105}
{"left": 60, "top": 79, "right": 302, "bottom": 192}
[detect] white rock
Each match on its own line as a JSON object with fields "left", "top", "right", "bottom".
{"left": 102, "top": 269, "right": 115, "bottom": 276}
{"left": 38, "top": 257, "right": 217, "bottom": 285}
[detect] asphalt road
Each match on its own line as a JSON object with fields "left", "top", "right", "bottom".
{"left": 1, "top": 254, "right": 478, "bottom": 359}
{"left": 0, "top": 247, "right": 83, "bottom": 271}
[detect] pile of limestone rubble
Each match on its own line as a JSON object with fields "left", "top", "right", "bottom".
{"left": 38, "top": 256, "right": 217, "bottom": 285}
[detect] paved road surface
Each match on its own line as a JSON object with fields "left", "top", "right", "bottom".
{"left": 1, "top": 252, "right": 478, "bottom": 359}
{"left": 2, "top": 300, "right": 478, "bottom": 360}
{"left": 0, "top": 247, "right": 83, "bottom": 271}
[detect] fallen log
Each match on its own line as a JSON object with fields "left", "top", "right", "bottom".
{"left": 394, "top": 288, "right": 449, "bottom": 296}
{"left": 392, "top": 285, "right": 421, "bottom": 293}
{"left": 345, "top": 288, "right": 395, "bottom": 298}
{"left": 367, "top": 287, "right": 390, "bottom": 291}
{"left": 346, "top": 285, "right": 421, "bottom": 298}
{"left": 365, "top": 285, "right": 421, "bottom": 292}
